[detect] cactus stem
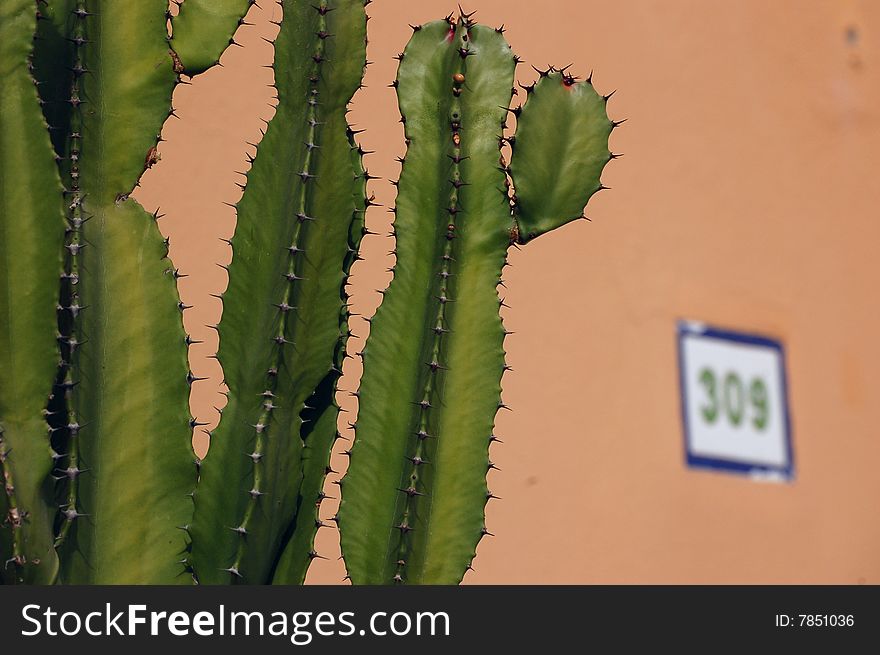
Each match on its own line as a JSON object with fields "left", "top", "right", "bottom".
{"left": 386, "top": 20, "right": 479, "bottom": 584}
{"left": 223, "top": 0, "right": 339, "bottom": 582}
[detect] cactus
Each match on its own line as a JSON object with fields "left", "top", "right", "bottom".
{"left": 268, "top": 127, "right": 370, "bottom": 584}
{"left": 189, "top": 0, "right": 368, "bottom": 585}
{"left": 1, "top": 0, "right": 369, "bottom": 587}
{"left": 44, "top": 0, "right": 191, "bottom": 585}
{"left": 1, "top": 2, "right": 615, "bottom": 586}
{"left": 337, "top": 14, "right": 615, "bottom": 584}
{"left": 8, "top": 0, "right": 251, "bottom": 584}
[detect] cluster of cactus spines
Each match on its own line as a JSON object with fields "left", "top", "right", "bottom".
{"left": 0, "top": 0, "right": 65, "bottom": 584}
{"left": 189, "top": 0, "right": 368, "bottom": 585}
{"left": 337, "top": 11, "right": 616, "bottom": 584}
{"left": 170, "top": 0, "right": 255, "bottom": 76}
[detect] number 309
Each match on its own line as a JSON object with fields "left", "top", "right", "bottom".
{"left": 698, "top": 368, "right": 768, "bottom": 431}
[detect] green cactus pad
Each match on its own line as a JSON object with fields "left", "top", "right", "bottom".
{"left": 171, "top": 0, "right": 255, "bottom": 76}
{"left": 509, "top": 70, "right": 614, "bottom": 243}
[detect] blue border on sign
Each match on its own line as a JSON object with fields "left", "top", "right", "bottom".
{"left": 676, "top": 321, "right": 795, "bottom": 482}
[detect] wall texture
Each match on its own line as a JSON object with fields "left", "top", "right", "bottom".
{"left": 135, "top": 0, "right": 880, "bottom": 584}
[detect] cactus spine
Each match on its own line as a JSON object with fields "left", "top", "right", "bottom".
{"left": 338, "top": 13, "right": 615, "bottom": 584}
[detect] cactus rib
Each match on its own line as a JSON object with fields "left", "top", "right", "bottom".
{"left": 45, "top": 0, "right": 84, "bottom": 556}
{"left": 270, "top": 126, "right": 370, "bottom": 584}
{"left": 190, "top": 0, "right": 367, "bottom": 584}
{"left": 338, "top": 17, "right": 515, "bottom": 585}
{"left": 0, "top": 0, "right": 65, "bottom": 584}
{"left": 170, "top": 0, "right": 256, "bottom": 76}
{"left": 45, "top": 0, "right": 195, "bottom": 584}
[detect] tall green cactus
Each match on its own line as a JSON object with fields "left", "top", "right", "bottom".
{"left": 45, "top": 0, "right": 192, "bottom": 585}
{"left": 2, "top": 0, "right": 252, "bottom": 584}
{"left": 338, "top": 14, "right": 616, "bottom": 584}
{"left": 190, "top": 0, "right": 368, "bottom": 585}
{"left": 2, "top": 0, "right": 370, "bottom": 587}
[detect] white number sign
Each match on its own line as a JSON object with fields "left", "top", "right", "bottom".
{"left": 677, "top": 321, "right": 794, "bottom": 481}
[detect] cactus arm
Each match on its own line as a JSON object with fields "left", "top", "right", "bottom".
{"left": 271, "top": 129, "right": 368, "bottom": 584}
{"left": 170, "top": 0, "right": 255, "bottom": 76}
{"left": 188, "top": 0, "right": 316, "bottom": 582}
{"left": 0, "top": 0, "right": 65, "bottom": 585}
{"left": 52, "top": 1, "right": 195, "bottom": 584}
{"left": 338, "top": 19, "right": 514, "bottom": 585}
{"left": 509, "top": 71, "right": 614, "bottom": 243}
{"left": 339, "top": 18, "right": 460, "bottom": 586}
{"left": 190, "top": 0, "right": 366, "bottom": 585}
{"left": 408, "top": 23, "right": 514, "bottom": 584}
{"left": 58, "top": 201, "right": 195, "bottom": 585}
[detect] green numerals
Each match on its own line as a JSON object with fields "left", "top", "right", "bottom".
{"left": 698, "top": 368, "right": 718, "bottom": 423}
{"left": 723, "top": 372, "right": 744, "bottom": 426}
{"left": 750, "top": 378, "right": 769, "bottom": 430}
{"left": 698, "top": 368, "right": 769, "bottom": 431}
